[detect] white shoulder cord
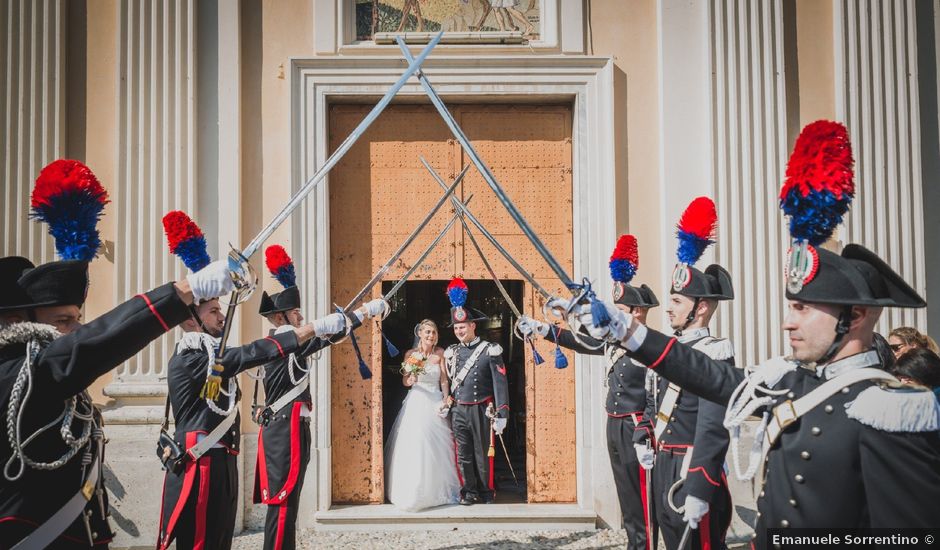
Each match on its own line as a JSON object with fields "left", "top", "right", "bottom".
{"left": 178, "top": 332, "right": 237, "bottom": 416}
{"left": 723, "top": 369, "right": 790, "bottom": 481}
{"left": 4, "top": 339, "right": 96, "bottom": 481}
{"left": 287, "top": 353, "right": 310, "bottom": 386}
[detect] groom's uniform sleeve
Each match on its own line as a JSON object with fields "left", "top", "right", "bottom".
{"left": 489, "top": 344, "right": 510, "bottom": 419}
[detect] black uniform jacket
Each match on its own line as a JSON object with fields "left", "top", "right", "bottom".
{"left": 626, "top": 326, "right": 940, "bottom": 535}
{"left": 632, "top": 329, "right": 734, "bottom": 503}
{"left": 445, "top": 337, "right": 510, "bottom": 417}
{"left": 167, "top": 331, "right": 300, "bottom": 453}
{"left": 545, "top": 327, "right": 647, "bottom": 417}
{"left": 252, "top": 316, "right": 362, "bottom": 505}
{"left": 0, "top": 283, "right": 190, "bottom": 548}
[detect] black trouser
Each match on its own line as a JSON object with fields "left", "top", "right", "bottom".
{"left": 450, "top": 402, "right": 493, "bottom": 501}
{"left": 263, "top": 419, "right": 311, "bottom": 550}
{"left": 653, "top": 448, "right": 732, "bottom": 550}
{"left": 607, "top": 415, "right": 651, "bottom": 550}
{"left": 158, "top": 449, "right": 238, "bottom": 550}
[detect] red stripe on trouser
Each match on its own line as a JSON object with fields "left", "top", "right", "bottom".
{"left": 699, "top": 511, "right": 711, "bottom": 550}
{"left": 274, "top": 504, "right": 288, "bottom": 550}
{"left": 453, "top": 438, "right": 464, "bottom": 485}
{"left": 194, "top": 457, "right": 212, "bottom": 550}
{"left": 488, "top": 429, "right": 495, "bottom": 491}
{"left": 639, "top": 466, "right": 650, "bottom": 550}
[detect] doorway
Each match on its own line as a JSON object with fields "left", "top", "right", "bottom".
{"left": 381, "top": 279, "right": 527, "bottom": 503}
{"left": 328, "top": 102, "right": 576, "bottom": 505}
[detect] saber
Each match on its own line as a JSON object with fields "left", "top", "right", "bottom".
{"left": 677, "top": 522, "right": 694, "bottom": 550}
{"left": 200, "top": 35, "right": 444, "bottom": 399}
{"left": 486, "top": 402, "right": 519, "bottom": 487}
{"left": 342, "top": 167, "right": 468, "bottom": 312}
{"left": 645, "top": 443, "right": 657, "bottom": 549}
{"left": 383, "top": 194, "right": 475, "bottom": 301}
{"left": 419, "top": 157, "right": 552, "bottom": 300}
{"left": 236, "top": 32, "right": 443, "bottom": 264}
{"left": 398, "top": 38, "right": 573, "bottom": 290}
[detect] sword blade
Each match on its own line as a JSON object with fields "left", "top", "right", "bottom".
{"left": 398, "top": 38, "right": 574, "bottom": 289}
{"left": 496, "top": 432, "right": 519, "bottom": 486}
{"left": 383, "top": 194, "right": 475, "bottom": 301}
{"left": 677, "top": 522, "right": 694, "bottom": 550}
{"left": 238, "top": 33, "right": 443, "bottom": 261}
{"left": 343, "top": 167, "right": 467, "bottom": 311}
{"left": 420, "top": 157, "right": 553, "bottom": 299}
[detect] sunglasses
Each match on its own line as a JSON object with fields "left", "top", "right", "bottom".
{"left": 888, "top": 344, "right": 904, "bottom": 352}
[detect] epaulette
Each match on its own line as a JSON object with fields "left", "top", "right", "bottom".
{"left": 443, "top": 345, "right": 457, "bottom": 359}
{"left": 694, "top": 336, "right": 734, "bottom": 362}
{"left": 0, "top": 322, "right": 60, "bottom": 348}
{"left": 488, "top": 343, "right": 503, "bottom": 356}
{"left": 745, "top": 355, "right": 799, "bottom": 390}
{"left": 846, "top": 383, "right": 940, "bottom": 432}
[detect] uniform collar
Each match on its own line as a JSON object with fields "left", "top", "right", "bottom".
{"left": 677, "top": 327, "right": 710, "bottom": 344}
{"left": 460, "top": 337, "right": 481, "bottom": 348}
{"left": 820, "top": 349, "right": 881, "bottom": 379}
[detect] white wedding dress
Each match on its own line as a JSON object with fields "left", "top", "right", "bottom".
{"left": 385, "top": 354, "right": 461, "bottom": 511}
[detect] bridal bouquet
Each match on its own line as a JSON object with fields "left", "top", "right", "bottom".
{"left": 400, "top": 351, "right": 428, "bottom": 377}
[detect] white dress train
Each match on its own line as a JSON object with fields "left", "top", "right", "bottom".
{"left": 385, "top": 355, "right": 461, "bottom": 512}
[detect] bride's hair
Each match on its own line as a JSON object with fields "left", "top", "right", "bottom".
{"left": 413, "top": 318, "right": 439, "bottom": 349}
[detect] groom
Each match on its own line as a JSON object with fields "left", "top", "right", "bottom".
{"left": 444, "top": 278, "right": 510, "bottom": 505}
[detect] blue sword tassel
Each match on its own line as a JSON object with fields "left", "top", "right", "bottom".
{"left": 382, "top": 331, "right": 400, "bottom": 358}
{"left": 567, "top": 277, "right": 610, "bottom": 328}
{"left": 528, "top": 337, "right": 545, "bottom": 366}
{"left": 338, "top": 306, "right": 372, "bottom": 380}
{"left": 550, "top": 325, "right": 569, "bottom": 369}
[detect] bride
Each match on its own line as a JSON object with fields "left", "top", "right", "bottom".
{"left": 385, "top": 319, "right": 461, "bottom": 511}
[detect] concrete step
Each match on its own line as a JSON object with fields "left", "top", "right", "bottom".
{"left": 314, "top": 503, "right": 597, "bottom": 532}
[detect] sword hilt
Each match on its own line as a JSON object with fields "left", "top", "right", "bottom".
{"left": 225, "top": 245, "right": 257, "bottom": 304}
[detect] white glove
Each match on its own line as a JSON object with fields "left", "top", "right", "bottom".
{"left": 545, "top": 297, "right": 571, "bottom": 319}
{"left": 517, "top": 316, "right": 549, "bottom": 338}
{"left": 682, "top": 495, "right": 709, "bottom": 529}
{"left": 361, "top": 298, "right": 389, "bottom": 319}
{"left": 634, "top": 443, "right": 655, "bottom": 470}
{"left": 493, "top": 417, "right": 508, "bottom": 435}
{"left": 578, "top": 300, "right": 633, "bottom": 341}
{"left": 313, "top": 313, "right": 346, "bottom": 337}
{"left": 187, "top": 260, "right": 236, "bottom": 302}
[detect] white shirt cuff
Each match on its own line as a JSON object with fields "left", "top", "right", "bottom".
{"left": 624, "top": 323, "right": 648, "bottom": 352}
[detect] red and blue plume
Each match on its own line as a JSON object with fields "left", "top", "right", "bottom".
{"left": 779, "top": 120, "right": 855, "bottom": 246}
{"left": 446, "top": 277, "right": 468, "bottom": 307}
{"left": 265, "top": 245, "right": 296, "bottom": 289}
{"left": 609, "top": 234, "right": 638, "bottom": 284}
{"left": 30, "top": 159, "right": 109, "bottom": 262}
{"left": 676, "top": 197, "right": 717, "bottom": 265}
{"left": 162, "top": 210, "right": 211, "bottom": 272}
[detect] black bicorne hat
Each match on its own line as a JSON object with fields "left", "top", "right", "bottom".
{"left": 258, "top": 286, "right": 301, "bottom": 316}
{"left": 785, "top": 244, "right": 924, "bottom": 308}
{"left": 613, "top": 282, "right": 660, "bottom": 308}
{"left": 0, "top": 256, "right": 37, "bottom": 312}
{"left": 448, "top": 306, "right": 489, "bottom": 327}
{"left": 17, "top": 260, "right": 91, "bottom": 309}
{"left": 671, "top": 264, "right": 734, "bottom": 301}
